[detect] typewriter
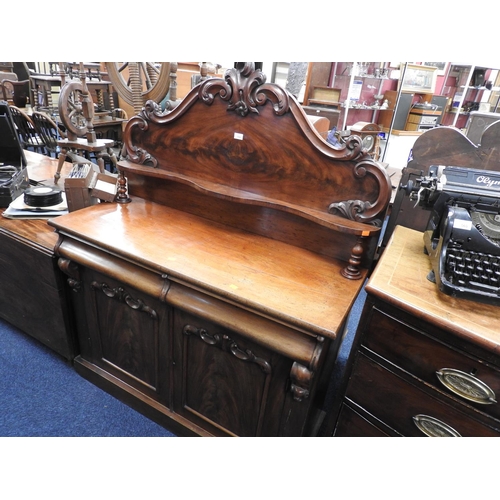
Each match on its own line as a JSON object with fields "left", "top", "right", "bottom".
{"left": 402, "top": 164, "right": 500, "bottom": 305}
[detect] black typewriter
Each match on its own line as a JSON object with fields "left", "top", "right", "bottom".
{"left": 402, "top": 164, "right": 500, "bottom": 305}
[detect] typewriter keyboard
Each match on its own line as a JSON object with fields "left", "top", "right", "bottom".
{"left": 445, "top": 248, "right": 500, "bottom": 291}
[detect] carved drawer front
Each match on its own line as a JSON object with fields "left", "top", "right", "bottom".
{"left": 363, "top": 307, "right": 500, "bottom": 421}
{"left": 83, "top": 269, "right": 170, "bottom": 402}
{"left": 172, "top": 309, "right": 293, "bottom": 437}
{"left": 346, "top": 353, "right": 500, "bottom": 436}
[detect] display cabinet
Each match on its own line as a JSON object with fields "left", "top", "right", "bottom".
{"left": 377, "top": 64, "right": 443, "bottom": 134}
{"left": 440, "top": 63, "right": 499, "bottom": 129}
{"left": 303, "top": 63, "right": 397, "bottom": 131}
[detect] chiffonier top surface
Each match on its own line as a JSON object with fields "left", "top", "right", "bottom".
{"left": 49, "top": 196, "right": 366, "bottom": 339}
{"left": 368, "top": 225, "right": 500, "bottom": 354}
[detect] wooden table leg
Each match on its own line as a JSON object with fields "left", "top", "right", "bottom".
{"left": 55, "top": 147, "right": 68, "bottom": 184}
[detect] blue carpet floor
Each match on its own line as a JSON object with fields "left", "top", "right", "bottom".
{"left": 0, "top": 318, "right": 175, "bottom": 437}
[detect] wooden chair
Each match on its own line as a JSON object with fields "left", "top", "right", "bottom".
{"left": 9, "top": 106, "right": 46, "bottom": 154}
{"left": 30, "top": 110, "right": 93, "bottom": 168}
{"left": 0, "top": 72, "right": 19, "bottom": 104}
{"left": 30, "top": 111, "right": 66, "bottom": 157}
{"left": 1, "top": 79, "right": 30, "bottom": 107}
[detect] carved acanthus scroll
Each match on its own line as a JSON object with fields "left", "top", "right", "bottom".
{"left": 289, "top": 336, "right": 325, "bottom": 402}
{"left": 91, "top": 281, "right": 158, "bottom": 319}
{"left": 200, "top": 62, "right": 289, "bottom": 117}
{"left": 57, "top": 257, "right": 81, "bottom": 292}
{"left": 328, "top": 159, "right": 389, "bottom": 225}
{"left": 183, "top": 324, "right": 271, "bottom": 374}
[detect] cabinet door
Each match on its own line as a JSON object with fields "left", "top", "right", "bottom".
{"left": 172, "top": 309, "right": 294, "bottom": 437}
{"left": 77, "top": 268, "right": 171, "bottom": 404}
{"left": 0, "top": 232, "right": 76, "bottom": 359}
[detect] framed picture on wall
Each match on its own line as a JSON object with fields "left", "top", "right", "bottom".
{"left": 423, "top": 62, "right": 447, "bottom": 76}
{"left": 400, "top": 64, "right": 438, "bottom": 94}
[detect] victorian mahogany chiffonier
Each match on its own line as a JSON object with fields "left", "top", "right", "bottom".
{"left": 49, "top": 63, "right": 392, "bottom": 436}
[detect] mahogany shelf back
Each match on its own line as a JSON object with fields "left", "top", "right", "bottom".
{"left": 119, "top": 63, "right": 392, "bottom": 274}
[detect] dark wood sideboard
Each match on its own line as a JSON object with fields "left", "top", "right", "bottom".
{"left": 0, "top": 151, "right": 76, "bottom": 359}
{"left": 332, "top": 225, "right": 500, "bottom": 437}
{"left": 49, "top": 63, "right": 392, "bottom": 437}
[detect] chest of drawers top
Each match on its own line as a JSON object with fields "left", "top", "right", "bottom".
{"left": 369, "top": 225, "right": 500, "bottom": 361}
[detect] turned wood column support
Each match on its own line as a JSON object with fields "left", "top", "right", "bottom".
{"left": 341, "top": 234, "right": 368, "bottom": 280}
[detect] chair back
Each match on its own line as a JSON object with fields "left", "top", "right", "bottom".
{"left": 9, "top": 106, "right": 45, "bottom": 154}
{"left": 31, "top": 111, "right": 66, "bottom": 156}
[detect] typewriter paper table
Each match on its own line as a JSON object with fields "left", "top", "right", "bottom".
{"left": 333, "top": 225, "right": 500, "bottom": 436}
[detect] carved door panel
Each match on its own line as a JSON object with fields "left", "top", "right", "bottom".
{"left": 78, "top": 268, "right": 171, "bottom": 404}
{"left": 172, "top": 309, "right": 293, "bottom": 437}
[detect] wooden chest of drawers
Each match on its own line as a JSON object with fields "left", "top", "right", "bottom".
{"left": 332, "top": 226, "right": 500, "bottom": 437}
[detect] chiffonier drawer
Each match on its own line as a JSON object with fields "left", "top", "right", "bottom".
{"left": 346, "top": 353, "right": 500, "bottom": 436}
{"left": 363, "top": 307, "right": 500, "bottom": 421}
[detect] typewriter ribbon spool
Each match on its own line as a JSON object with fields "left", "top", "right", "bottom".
{"left": 24, "top": 185, "right": 63, "bottom": 207}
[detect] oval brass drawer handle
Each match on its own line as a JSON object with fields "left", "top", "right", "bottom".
{"left": 413, "top": 414, "right": 461, "bottom": 437}
{"left": 436, "top": 368, "right": 497, "bottom": 405}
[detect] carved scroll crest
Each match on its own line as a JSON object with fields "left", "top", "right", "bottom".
{"left": 328, "top": 158, "right": 390, "bottom": 225}
{"left": 122, "top": 112, "right": 159, "bottom": 167}
{"left": 200, "top": 62, "right": 290, "bottom": 116}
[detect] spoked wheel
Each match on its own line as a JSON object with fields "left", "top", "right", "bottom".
{"left": 105, "top": 62, "right": 171, "bottom": 113}
{"left": 58, "top": 80, "right": 94, "bottom": 137}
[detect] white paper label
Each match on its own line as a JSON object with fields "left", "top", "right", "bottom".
{"left": 234, "top": 133, "right": 244, "bottom": 140}
{"left": 94, "top": 179, "right": 117, "bottom": 195}
{"left": 453, "top": 219, "right": 472, "bottom": 230}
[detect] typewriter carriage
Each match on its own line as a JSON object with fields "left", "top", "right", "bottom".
{"left": 402, "top": 164, "right": 500, "bottom": 305}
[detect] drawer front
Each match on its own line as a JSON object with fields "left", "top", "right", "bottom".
{"left": 334, "top": 403, "right": 392, "bottom": 437}
{"left": 346, "top": 353, "right": 500, "bottom": 436}
{"left": 364, "top": 307, "right": 500, "bottom": 420}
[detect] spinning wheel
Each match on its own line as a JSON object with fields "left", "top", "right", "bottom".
{"left": 105, "top": 62, "right": 171, "bottom": 114}
{"left": 59, "top": 80, "right": 94, "bottom": 138}
{"left": 55, "top": 63, "right": 129, "bottom": 204}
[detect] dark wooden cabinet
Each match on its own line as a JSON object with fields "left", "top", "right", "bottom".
{"left": 332, "top": 226, "right": 500, "bottom": 437}
{"left": 52, "top": 200, "right": 355, "bottom": 436}
{"left": 49, "top": 64, "right": 391, "bottom": 437}
{"left": 53, "top": 196, "right": 372, "bottom": 436}
{"left": 0, "top": 152, "right": 76, "bottom": 359}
